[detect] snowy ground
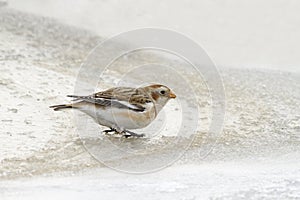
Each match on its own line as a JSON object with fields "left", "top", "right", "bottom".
{"left": 1, "top": 2, "right": 300, "bottom": 200}
{"left": 1, "top": 161, "right": 300, "bottom": 200}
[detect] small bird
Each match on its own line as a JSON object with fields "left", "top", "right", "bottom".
{"left": 50, "top": 84, "right": 176, "bottom": 138}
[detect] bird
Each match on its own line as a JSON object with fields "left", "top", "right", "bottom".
{"left": 50, "top": 84, "right": 176, "bottom": 138}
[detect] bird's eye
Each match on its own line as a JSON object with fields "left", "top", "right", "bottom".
{"left": 160, "top": 90, "right": 166, "bottom": 95}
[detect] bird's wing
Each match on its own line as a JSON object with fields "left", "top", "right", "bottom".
{"left": 68, "top": 87, "right": 152, "bottom": 112}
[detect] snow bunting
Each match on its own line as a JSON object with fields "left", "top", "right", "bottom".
{"left": 50, "top": 84, "right": 176, "bottom": 137}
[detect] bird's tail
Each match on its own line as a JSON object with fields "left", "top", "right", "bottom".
{"left": 49, "top": 104, "right": 73, "bottom": 111}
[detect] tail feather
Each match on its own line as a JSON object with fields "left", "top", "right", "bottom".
{"left": 49, "top": 104, "right": 72, "bottom": 111}
{"left": 67, "top": 95, "right": 83, "bottom": 98}
{"left": 67, "top": 95, "right": 85, "bottom": 101}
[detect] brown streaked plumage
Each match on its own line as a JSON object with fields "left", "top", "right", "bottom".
{"left": 50, "top": 84, "right": 176, "bottom": 137}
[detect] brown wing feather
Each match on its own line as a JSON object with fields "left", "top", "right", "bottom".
{"left": 66, "top": 87, "right": 153, "bottom": 112}
{"left": 93, "top": 87, "right": 152, "bottom": 106}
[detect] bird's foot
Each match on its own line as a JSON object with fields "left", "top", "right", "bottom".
{"left": 103, "top": 128, "right": 117, "bottom": 134}
{"left": 123, "top": 130, "right": 145, "bottom": 138}
{"left": 103, "top": 128, "right": 144, "bottom": 138}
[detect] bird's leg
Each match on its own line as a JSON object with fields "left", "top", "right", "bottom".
{"left": 103, "top": 128, "right": 117, "bottom": 134}
{"left": 123, "top": 130, "right": 145, "bottom": 138}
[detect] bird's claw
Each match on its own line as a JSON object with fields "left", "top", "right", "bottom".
{"left": 123, "top": 130, "right": 145, "bottom": 138}
{"left": 103, "top": 128, "right": 144, "bottom": 138}
{"left": 103, "top": 128, "right": 117, "bottom": 134}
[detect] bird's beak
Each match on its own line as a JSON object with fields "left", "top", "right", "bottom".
{"left": 169, "top": 92, "right": 176, "bottom": 99}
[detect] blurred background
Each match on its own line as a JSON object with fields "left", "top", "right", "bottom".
{"left": 9, "top": 0, "right": 300, "bottom": 72}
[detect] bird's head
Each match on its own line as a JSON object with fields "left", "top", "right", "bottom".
{"left": 142, "top": 84, "right": 176, "bottom": 111}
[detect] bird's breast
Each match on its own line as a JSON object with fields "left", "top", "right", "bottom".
{"left": 107, "top": 106, "right": 156, "bottom": 129}
{"left": 76, "top": 102, "right": 156, "bottom": 130}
